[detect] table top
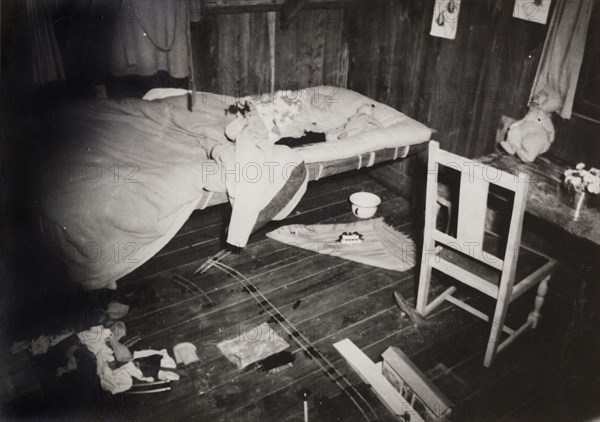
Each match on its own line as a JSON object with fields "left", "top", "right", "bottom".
{"left": 476, "top": 152, "right": 600, "bottom": 247}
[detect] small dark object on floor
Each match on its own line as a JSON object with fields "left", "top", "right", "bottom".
{"left": 276, "top": 131, "right": 326, "bottom": 148}
{"left": 135, "top": 355, "right": 163, "bottom": 378}
{"left": 258, "top": 351, "right": 295, "bottom": 373}
{"left": 393, "top": 291, "right": 428, "bottom": 331}
{"left": 293, "top": 300, "right": 302, "bottom": 310}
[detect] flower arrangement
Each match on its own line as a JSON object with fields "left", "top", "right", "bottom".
{"left": 563, "top": 163, "right": 600, "bottom": 195}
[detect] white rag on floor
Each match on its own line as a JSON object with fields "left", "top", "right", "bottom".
{"left": 266, "top": 218, "right": 416, "bottom": 272}
{"left": 77, "top": 326, "right": 179, "bottom": 394}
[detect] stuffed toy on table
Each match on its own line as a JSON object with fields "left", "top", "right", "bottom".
{"left": 500, "top": 88, "right": 563, "bottom": 163}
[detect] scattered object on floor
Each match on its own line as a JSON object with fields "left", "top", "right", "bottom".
{"left": 110, "top": 321, "right": 127, "bottom": 341}
{"left": 133, "top": 349, "right": 180, "bottom": 381}
{"left": 258, "top": 350, "right": 295, "bottom": 374}
{"left": 210, "top": 260, "right": 379, "bottom": 421}
{"left": 333, "top": 339, "right": 425, "bottom": 422}
{"left": 108, "top": 338, "right": 132, "bottom": 363}
{"left": 77, "top": 325, "right": 135, "bottom": 394}
{"left": 381, "top": 346, "right": 453, "bottom": 422}
{"left": 417, "top": 141, "right": 557, "bottom": 367}
{"left": 337, "top": 231, "right": 364, "bottom": 244}
{"left": 349, "top": 192, "right": 381, "bottom": 219}
{"left": 56, "top": 344, "right": 81, "bottom": 377}
{"left": 28, "top": 329, "right": 74, "bottom": 356}
{"left": 134, "top": 354, "right": 163, "bottom": 379}
{"left": 217, "top": 322, "right": 290, "bottom": 370}
{"left": 393, "top": 292, "right": 428, "bottom": 332}
{"left": 76, "top": 325, "right": 181, "bottom": 394}
{"left": 173, "top": 342, "right": 201, "bottom": 366}
{"left": 267, "top": 217, "right": 415, "bottom": 271}
{"left": 105, "top": 301, "right": 130, "bottom": 320}
{"left": 108, "top": 322, "right": 132, "bottom": 363}
{"left": 122, "top": 380, "right": 172, "bottom": 395}
{"left": 299, "top": 388, "right": 311, "bottom": 422}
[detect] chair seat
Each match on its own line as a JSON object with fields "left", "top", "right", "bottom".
{"left": 434, "top": 231, "right": 554, "bottom": 297}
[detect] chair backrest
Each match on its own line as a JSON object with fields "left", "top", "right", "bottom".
{"left": 423, "top": 141, "right": 529, "bottom": 280}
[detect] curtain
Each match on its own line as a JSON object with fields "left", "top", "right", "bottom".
{"left": 26, "top": 0, "right": 66, "bottom": 84}
{"left": 110, "top": 0, "right": 193, "bottom": 78}
{"left": 530, "top": 0, "right": 594, "bottom": 119}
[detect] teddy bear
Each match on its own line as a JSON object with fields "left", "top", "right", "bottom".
{"left": 500, "top": 88, "right": 563, "bottom": 163}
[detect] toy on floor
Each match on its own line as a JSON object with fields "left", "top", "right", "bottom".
{"left": 500, "top": 88, "right": 563, "bottom": 163}
{"left": 336, "top": 231, "right": 364, "bottom": 244}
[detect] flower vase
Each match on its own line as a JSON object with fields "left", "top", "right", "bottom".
{"left": 558, "top": 184, "right": 589, "bottom": 221}
{"left": 572, "top": 190, "right": 588, "bottom": 221}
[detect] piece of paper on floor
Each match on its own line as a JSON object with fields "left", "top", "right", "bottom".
{"left": 217, "top": 322, "right": 290, "bottom": 369}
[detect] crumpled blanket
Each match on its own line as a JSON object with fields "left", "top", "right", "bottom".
{"left": 41, "top": 95, "right": 230, "bottom": 289}
{"left": 266, "top": 218, "right": 416, "bottom": 272}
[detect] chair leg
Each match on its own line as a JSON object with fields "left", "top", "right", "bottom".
{"left": 528, "top": 275, "right": 550, "bottom": 329}
{"left": 416, "top": 261, "right": 433, "bottom": 315}
{"left": 484, "top": 292, "right": 512, "bottom": 368}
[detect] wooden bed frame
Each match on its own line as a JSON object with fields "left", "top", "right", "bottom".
{"left": 195, "top": 142, "right": 429, "bottom": 210}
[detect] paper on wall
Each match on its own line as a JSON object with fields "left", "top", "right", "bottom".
{"left": 430, "top": 0, "right": 461, "bottom": 40}
{"left": 513, "top": 0, "right": 552, "bottom": 25}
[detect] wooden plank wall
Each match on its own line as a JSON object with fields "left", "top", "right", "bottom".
{"left": 191, "top": 7, "right": 348, "bottom": 98}
{"left": 343, "top": 0, "right": 549, "bottom": 158}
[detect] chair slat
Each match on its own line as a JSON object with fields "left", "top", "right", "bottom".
{"left": 457, "top": 173, "right": 489, "bottom": 247}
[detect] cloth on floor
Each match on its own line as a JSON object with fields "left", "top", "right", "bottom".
{"left": 77, "top": 326, "right": 178, "bottom": 394}
{"left": 217, "top": 322, "right": 290, "bottom": 369}
{"left": 77, "top": 325, "right": 133, "bottom": 394}
{"left": 266, "top": 217, "right": 416, "bottom": 272}
{"left": 104, "top": 301, "right": 130, "bottom": 321}
{"left": 133, "top": 349, "right": 180, "bottom": 381}
{"left": 56, "top": 344, "right": 81, "bottom": 377}
{"left": 29, "top": 329, "right": 75, "bottom": 356}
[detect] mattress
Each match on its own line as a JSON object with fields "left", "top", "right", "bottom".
{"left": 143, "top": 87, "right": 432, "bottom": 164}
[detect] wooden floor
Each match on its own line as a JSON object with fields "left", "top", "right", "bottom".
{"left": 4, "top": 171, "right": 598, "bottom": 421}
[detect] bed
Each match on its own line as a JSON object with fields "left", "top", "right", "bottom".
{"left": 41, "top": 86, "right": 432, "bottom": 289}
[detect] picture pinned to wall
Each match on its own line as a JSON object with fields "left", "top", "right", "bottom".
{"left": 513, "top": 0, "right": 552, "bottom": 24}
{"left": 430, "top": 0, "right": 461, "bottom": 40}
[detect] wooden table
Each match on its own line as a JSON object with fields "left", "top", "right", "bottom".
{"left": 476, "top": 152, "right": 600, "bottom": 247}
